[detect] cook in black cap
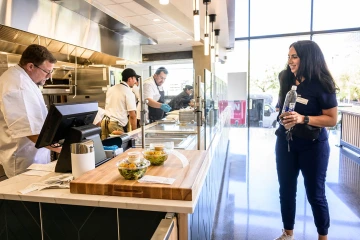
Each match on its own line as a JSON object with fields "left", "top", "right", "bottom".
{"left": 100, "top": 68, "right": 139, "bottom": 140}
{"left": 122, "top": 68, "right": 140, "bottom": 81}
{"left": 168, "top": 84, "right": 194, "bottom": 110}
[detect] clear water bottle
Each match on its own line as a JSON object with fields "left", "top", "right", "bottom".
{"left": 281, "top": 85, "right": 297, "bottom": 113}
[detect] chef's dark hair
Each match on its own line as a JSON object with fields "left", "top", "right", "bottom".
{"left": 19, "top": 44, "right": 57, "bottom": 66}
{"left": 155, "top": 67, "right": 168, "bottom": 75}
{"left": 183, "top": 85, "right": 193, "bottom": 91}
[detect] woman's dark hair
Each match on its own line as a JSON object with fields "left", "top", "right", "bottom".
{"left": 278, "top": 40, "right": 339, "bottom": 108}
{"left": 19, "top": 44, "right": 57, "bottom": 66}
{"left": 155, "top": 67, "right": 168, "bottom": 75}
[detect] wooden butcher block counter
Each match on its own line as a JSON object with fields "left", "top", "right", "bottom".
{"left": 70, "top": 148, "right": 207, "bottom": 201}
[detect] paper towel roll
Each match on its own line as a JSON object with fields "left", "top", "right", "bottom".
{"left": 71, "top": 152, "right": 95, "bottom": 179}
{"left": 70, "top": 140, "right": 95, "bottom": 179}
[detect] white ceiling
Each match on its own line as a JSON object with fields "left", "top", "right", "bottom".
{"left": 93, "top": 0, "right": 231, "bottom": 55}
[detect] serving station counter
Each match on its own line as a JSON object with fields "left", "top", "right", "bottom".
{"left": 0, "top": 108, "right": 230, "bottom": 240}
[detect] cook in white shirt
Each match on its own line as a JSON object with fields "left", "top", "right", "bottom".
{"left": 0, "top": 44, "right": 61, "bottom": 178}
{"left": 101, "top": 68, "right": 139, "bottom": 140}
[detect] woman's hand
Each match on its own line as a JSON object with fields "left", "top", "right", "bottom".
{"left": 280, "top": 111, "right": 304, "bottom": 129}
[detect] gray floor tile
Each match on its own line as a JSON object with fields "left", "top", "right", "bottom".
{"left": 212, "top": 128, "right": 360, "bottom": 240}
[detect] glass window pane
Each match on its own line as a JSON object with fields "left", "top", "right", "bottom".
{"left": 235, "top": 0, "right": 249, "bottom": 38}
{"left": 250, "top": 0, "right": 311, "bottom": 36}
{"left": 249, "top": 36, "right": 309, "bottom": 109}
{"left": 313, "top": 32, "right": 360, "bottom": 102}
{"left": 227, "top": 41, "right": 248, "bottom": 73}
{"left": 313, "top": 0, "right": 360, "bottom": 31}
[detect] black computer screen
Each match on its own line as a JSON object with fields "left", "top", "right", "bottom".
{"left": 36, "top": 102, "right": 98, "bottom": 148}
{"left": 35, "top": 101, "right": 106, "bottom": 173}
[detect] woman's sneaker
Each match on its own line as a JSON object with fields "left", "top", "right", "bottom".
{"left": 274, "top": 229, "right": 295, "bottom": 240}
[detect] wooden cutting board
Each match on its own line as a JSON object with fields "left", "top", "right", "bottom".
{"left": 70, "top": 148, "right": 207, "bottom": 201}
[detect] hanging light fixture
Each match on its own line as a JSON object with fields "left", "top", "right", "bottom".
{"left": 203, "top": 0, "right": 211, "bottom": 56}
{"left": 214, "top": 29, "right": 220, "bottom": 62}
{"left": 193, "top": 0, "right": 200, "bottom": 41}
{"left": 209, "top": 14, "right": 216, "bottom": 62}
{"left": 159, "top": 0, "right": 169, "bottom": 5}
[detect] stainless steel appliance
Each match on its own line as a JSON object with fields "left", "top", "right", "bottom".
{"left": 66, "top": 66, "right": 123, "bottom": 108}
{"left": 42, "top": 68, "right": 73, "bottom": 95}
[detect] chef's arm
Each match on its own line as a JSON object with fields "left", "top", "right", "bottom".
{"left": 27, "top": 135, "right": 62, "bottom": 153}
{"left": 128, "top": 110, "right": 137, "bottom": 131}
{"left": 146, "top": 97, "right": 162, "bottom": 108}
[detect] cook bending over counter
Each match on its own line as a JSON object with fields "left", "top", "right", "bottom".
{"left": 142, "top": 67, "right": 172, "bottom": 123}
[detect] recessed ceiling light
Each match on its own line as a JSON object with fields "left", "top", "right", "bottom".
{"left": 153, "top": 18, "right": 161, "bottom": 22}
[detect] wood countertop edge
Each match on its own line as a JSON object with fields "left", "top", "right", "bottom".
{"left": 0, "top": 186, "right": 196, "bottom": 213}
{"left": 190, "top": 134, "right": 220, "bottom": 205}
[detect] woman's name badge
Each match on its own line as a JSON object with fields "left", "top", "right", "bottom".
{"left": 296, "top": 97, "right": 308, "bottom": 105}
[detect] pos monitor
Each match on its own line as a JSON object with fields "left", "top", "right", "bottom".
{"left": 35, "top": 102, "right": 107, "bottom": 173}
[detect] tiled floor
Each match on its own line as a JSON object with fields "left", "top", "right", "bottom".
{"left": 212, "top": 127, "right": 360, "bottom": 240}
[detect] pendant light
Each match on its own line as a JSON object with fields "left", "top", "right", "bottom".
{"left": 209, "top": 14, "right": 216, "bottom": 62}
{"left": 193, "top": 0, "right": 200, "bottom": 41}
{"left": 203, "top": 0, "right": 211, "bottom": 56}
{"left": 214, "top": 29, "right": 220, "bottom": 62}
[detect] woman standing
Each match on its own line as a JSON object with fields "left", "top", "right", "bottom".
{"left": 275, "top": 40, "right": 338, "bottom": 240}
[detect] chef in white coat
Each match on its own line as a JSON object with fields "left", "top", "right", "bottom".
{"left": 143, "top": 67, "right": 172, "bottom": 123}
{"left": 0, "top": 44, "right": 61, "bottom": 178}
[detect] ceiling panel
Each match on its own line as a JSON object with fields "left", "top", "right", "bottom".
{"left": 124, "top": 15, "right": 152, "bottom": 27}
{"left": 142, "top": 14, "right": 166, "bottom": 23}
{"left": 169, "top": 0, "right": 193, "bottom": 19}
{"left": 121, "top": 2, "right": 152, "bottom": 15}
{"left": 154, "top": 42, "right": 194, "bottom": 48}
{"left": 153, "top": 46, "right": 192, "bottom": 52}
{"left": 142, "top": 46, "right": 162, "bottom": 54}
{"left": 171, "top": 30, "right": 192, "bottom": 39}
{"left": 92, "top": 0, "right": 233, "bottom": 55}
{"left": 137, "top": 24, "right": 167, "bottom": 33}
{"left": 106, "top": 4, "right": 137, "bottom": 17}
{"left": 156, "top": 23, "right": 178, "bottom": 32}
{"left": 94, "top": 0, "right": 116, "bottom": 5}
{"left": 113, "top": 0, "right": 133, "bottom": 3}
{"left": 153, "top": 32, "right": 178, "bottom": 39}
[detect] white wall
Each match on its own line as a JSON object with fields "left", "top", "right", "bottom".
{"left": 228, "top": 72, "right": 247, "bottom": 100}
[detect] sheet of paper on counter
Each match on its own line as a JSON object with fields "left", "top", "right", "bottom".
{"left": 22, "top": 170, "right": 52, "bottom": 177}
{"left": 19, "top": 174, "right": 73, "bottom": 194}
{"left": 137, "top": 175, "right": 176, "bottom": 185}
{"left": 27, "top": 161, "right": 57, "bottom": 172}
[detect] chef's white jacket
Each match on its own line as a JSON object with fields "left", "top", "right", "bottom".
{"left": 141, "top": 76, "right": 164, "bottom": 121}
{"left": 104, "top": 82, "right": 137, "bottom": 126}
{"left": 0, "top": 65, "right": 50, "bottom": 177}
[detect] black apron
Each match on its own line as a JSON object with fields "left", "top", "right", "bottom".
{"left": 148, "top": 79, "right": 165, "bottom": 123}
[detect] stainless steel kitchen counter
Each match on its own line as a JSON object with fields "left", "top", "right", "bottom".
{"left": 127, "top": 122, "right": 200, "bottom": 150}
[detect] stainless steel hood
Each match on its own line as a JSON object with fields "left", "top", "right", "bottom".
{"left": 51, "top": 68, "right": 72, "bottom": 80}
{"left": 0, "top": 0, "right": 156, "bottom": 65}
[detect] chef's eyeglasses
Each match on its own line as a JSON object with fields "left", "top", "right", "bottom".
{"left": 34, "top": 64, "right": 54, "bottom": 76}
